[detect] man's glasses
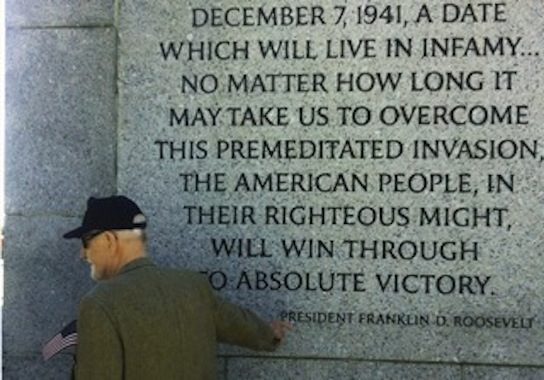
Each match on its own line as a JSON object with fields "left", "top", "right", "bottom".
{"left": 81, "top": 230, "right": 104, "bottom": 249}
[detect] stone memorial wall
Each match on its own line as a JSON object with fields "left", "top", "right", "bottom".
{"left": 4, "top": 1, "right": 544, "bottom": 379}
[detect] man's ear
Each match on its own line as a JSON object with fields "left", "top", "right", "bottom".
{"left": 103, "top": 231, "right": 118, "bottom": 251}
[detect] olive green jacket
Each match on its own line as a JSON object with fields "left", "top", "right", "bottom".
{"left": 74, "top": 258, "right": 277, "bottom": 379}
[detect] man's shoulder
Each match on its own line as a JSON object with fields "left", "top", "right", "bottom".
{"left": 82, "top": 281, "right": 117, "bottom": 303}
{"left": 155, "top": 265, "right": 210, "bottom": 288}
{"left": 85, "top": 262, "right": 209, "bottom": 299}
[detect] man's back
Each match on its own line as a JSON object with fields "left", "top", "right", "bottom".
{"left": 75, "top": 258, "right": 275, "bottom": 380}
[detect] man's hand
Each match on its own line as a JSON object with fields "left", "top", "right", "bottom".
{"left": 270, "top": 320, "right": 293, "bottom": 343}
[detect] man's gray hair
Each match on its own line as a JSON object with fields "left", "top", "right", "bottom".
{"left": 114, "top": 229, "right": 147, "bottom": 243}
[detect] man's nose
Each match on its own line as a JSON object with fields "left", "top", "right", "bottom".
{"left": 80, "top": 247, "right": 87, "bottom": 260}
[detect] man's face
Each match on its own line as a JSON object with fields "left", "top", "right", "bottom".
{"left": 80, "top": 231, "right": 117, "bottom": 281}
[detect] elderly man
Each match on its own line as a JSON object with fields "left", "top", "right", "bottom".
{"left": 64, "top": 196, "right": 291, "bottom": 379}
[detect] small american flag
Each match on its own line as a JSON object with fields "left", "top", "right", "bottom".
{"left": 42, "top": 320, "right": 78, "bottom": 361}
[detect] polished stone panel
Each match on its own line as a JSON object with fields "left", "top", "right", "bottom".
{"left": 6, "top": 28, "right": 116, "bottom": 215}
{"left": 226, "top": 358, "right": 461, "bottom": 380}
{"left": 464, "top": 366, "right": 544, "bottom": 380}
{"left": 6, "top": 0, "right": 114, "bottom": 27}
{"left": 3, "top": 354, "right": 74, "bottom": 380}
{"left": 118, "top": 0, "right": 544, "bottom": 366}
{"left": 3, "top": 216, "right": 93, "bottom": 356}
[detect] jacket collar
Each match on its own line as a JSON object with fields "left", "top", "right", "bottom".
{"left": 119, "top": 257, "right": 155, "bottom": 275}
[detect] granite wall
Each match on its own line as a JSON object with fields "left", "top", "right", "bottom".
{"left": 4, "top": 0, "right": 116, "bottom": 378}
{"left": 4, "top": 1, "right": 544, "bottom": 379}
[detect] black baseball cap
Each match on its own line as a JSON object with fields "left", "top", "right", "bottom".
{"left": 63, "top": 196, "right": 147, "bottom": 239}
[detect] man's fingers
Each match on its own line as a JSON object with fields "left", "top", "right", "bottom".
{"left": 270, "top": 320, "right": 294, "bottom": 341}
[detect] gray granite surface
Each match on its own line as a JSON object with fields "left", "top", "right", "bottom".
{"left": 3, "top": 216, "right": 93, "bottom": 356}
{"left": 463, "top": 366, "right": 544, "bottom": 380}
{"left": 225, "top": 358, "right": 461, "bottom": 380}
{"left": 6, "top": 0, "right": 114, "bottom": 27}
{"left": 118, "top": 0, "right": 544, "bottom": 365}
{"left": 6, "top": 28, "right": 116, "bottom": 215}
{"left": 3, "top": 354, "right": 74, "bottom": 380}
{"left": 3, "top": 0, "right": 544, "bottom": 378}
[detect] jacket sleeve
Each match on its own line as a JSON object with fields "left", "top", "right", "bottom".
{"left": 74, "top": 297, "right": 123, "bottom": 379}
{"left": 207, "top": 284, "right": 278, "bottom": 351}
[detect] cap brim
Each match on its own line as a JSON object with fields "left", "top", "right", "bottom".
{"left": 63, "top": 226, "right": 88, "bottom": 239}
